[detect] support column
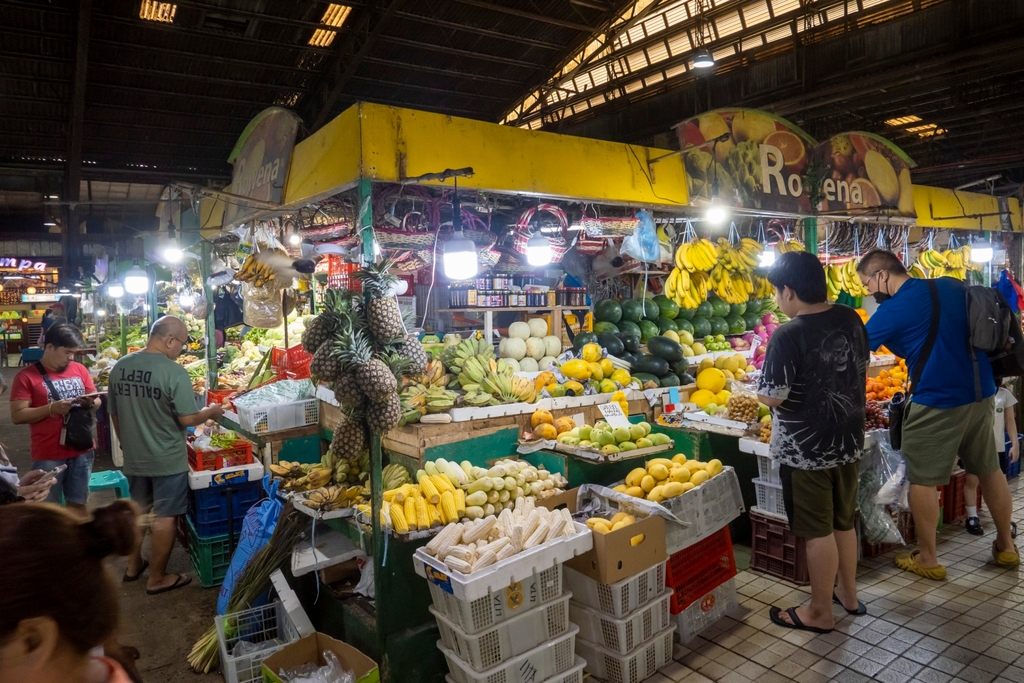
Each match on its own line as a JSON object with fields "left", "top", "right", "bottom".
{"left": 64, "top": 0, "right": 92, "bottom": 277}
{"left": 201, "top": 240, "right": 218, "bottom": 390}
{"left": 804, "top": 218, "right": 818, "bottom": 256}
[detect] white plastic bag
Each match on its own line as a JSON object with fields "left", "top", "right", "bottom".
{"left": 620, "top": 210, "right": 659, "bottom": 263}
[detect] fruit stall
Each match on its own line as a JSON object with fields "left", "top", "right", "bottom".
{"left": 176, "top": 101, "right": 1023, "bottom": 683}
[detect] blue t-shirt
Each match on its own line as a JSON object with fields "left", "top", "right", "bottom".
{"left": 866, "top": 277, "right": 994, "bottom": 409}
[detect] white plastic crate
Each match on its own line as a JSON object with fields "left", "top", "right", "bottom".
{"left": 753, "top": 478, "right": 787, "bottom": 519}
{"left": 575, "top": 625, "right": 676, "bottom": 683}
{"left": 755, "top": 453, "right": 780, "bottom": 485}
{"left": 569, "top": 588, "right": 672, "bottom": 655}
{"left": 445, "top": 657, "right": 585, "bottom": 683}
{"left": 674, "top": 578, "right": 738, "bottom": 644}
{"left": 431, "top": 591, "right": 572, "bottom": 672}
{"left": 216, "top": 601, "right": 300, "bottom": 683}
{"left": 660, "top": 467, "right": 745, "bottom": 554}
{"left": 426, "top": 563, "right": 564, "bottom": 635}
{"left": 563, "top": 562, "right": 666, "bottom": 619}
{"left": 439, "top": 624, "right": 579, "bottom": 683}
{"left": 236, "top": 398, "right": 319, "bottom": 434}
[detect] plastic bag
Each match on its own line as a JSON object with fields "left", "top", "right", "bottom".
{"left": 217, "top": 475, "right": 283, "bottom": 614}
{"left": 233, "top": 379, "right": 315, "bottom": 408}
{"left": 353, "top": 556, "right": 374, "bottom": 599}
{"left": 856, "top": 436, "right": 905, "bottom": 545}
{"left": 279, "top": 650, "right": 354, "bottom": 683}
{"left": 242, "top": 281, "right": 284, "bottom": 328}
{"left": 875, "top": 436, "right": 910, "bottom": 511}
{"left": 620, "top": 210, "right": 659, "bottom": 263}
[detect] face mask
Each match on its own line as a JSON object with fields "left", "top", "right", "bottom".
{"left": 872, "top": 292, "right": 891, "bottom": 305}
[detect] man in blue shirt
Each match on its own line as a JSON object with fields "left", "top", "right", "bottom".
{"left": 858, "top": 250, "right": 1019, "bottom": 579}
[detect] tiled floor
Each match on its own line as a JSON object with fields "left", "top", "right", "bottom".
{"left": 650, "top": 478, "right": 1024, "bottom": 683}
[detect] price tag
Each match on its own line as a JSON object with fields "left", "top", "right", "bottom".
{"left": 597, "top": 401, "right": 632, "bottom": 429}
{"left": 571, "top": 412, "right": 585, "bottom": 428}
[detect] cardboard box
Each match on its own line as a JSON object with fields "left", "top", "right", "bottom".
{"left": 539, "top": 487, "right": 667, "bottom": 585}
{"left": 261, "top": 633, "right": 379, "bottom": 683}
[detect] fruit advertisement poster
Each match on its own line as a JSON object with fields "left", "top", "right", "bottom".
{"left": 223, "top": 106, "right": 301, "bottom": 227}
{"left": 812, "top": 132, "right": 917, "bottom": 218}
{"left": 675, "top": 108, "right": 817, "bottom": 214}
{"left": 675, "top": 110, "right": 916, "bottom": 218}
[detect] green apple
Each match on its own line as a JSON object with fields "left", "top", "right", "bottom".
{"left": 612, "top": 426, "right": 632, "bottom": 443}
{"left": 715, "top": 334, "right": 726, "bottom": 342}
{"left": 629, "top": 424, "right": 646, "bottom": 441}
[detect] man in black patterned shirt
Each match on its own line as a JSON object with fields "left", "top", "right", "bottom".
{"left": 757, "top": 251, "right": 869, "bottom": 634}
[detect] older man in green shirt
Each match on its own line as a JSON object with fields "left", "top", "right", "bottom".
{"left": 109, "top": 316, "right": 224, "bottom": 595}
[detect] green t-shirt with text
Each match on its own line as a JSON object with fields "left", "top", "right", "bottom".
{"left": 108, "top": 351, "right": 199, "bottom": 477}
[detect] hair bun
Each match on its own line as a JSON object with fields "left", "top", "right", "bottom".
{"left": 82, "top": 500, "right": 139, "bottom": 558}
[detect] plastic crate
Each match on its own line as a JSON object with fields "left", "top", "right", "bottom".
{"left": 427, "top": 564, "right": 564, "bottom": 635}
{"left": 188, "top": 440, "right": 254, "bottom": 472}
{"left": 749, "top": 507, "right": 809, "bottom": 586}
{"left": 185, "top": 516, "right": 236, "bottom": 588}
{"left": 274, "top": 344, "right": 313, "bottom": 380}
{"left": 755, "top": 453, "right": 781, "bottom": 485}
{"left": 659, "top": 466, "right": 745, "bottom": 554}
{"left": 207, "top": 388, "right": 236, "bottom": 407}
{"left": 216, "top": 601, "right": 299, "bottom": 683}
{"left": 187, "top": 479, "right": 262, "bottom": 537}
{"left": 569, "top": 589, "right": 672, "bottom": 655}
{"left": 575, "top": 625, "right": 676, "bottom": 683}
{"left": 666, "top": 527, "right": 737, "bottom": 614}
{"left": 563, "top": 561, "right": 666, "bottom": 620}
{"left": 752, "top": 478, "right": 787, "bottom": 520}
{"left": 444, "top": 657, "right": 585, "bottom": 683}
{"left": 439, "top": 624, "right": 578, "bottom": 683}
{"left": 674, "top": 578, "right": 738, "bottom": 644}
{"left": 431, "top": 592, "right": 572, "bottom": 672}
{"left": 942, "top": 470, "right": 967, "bottom": 524}
{"left": 236, "top": 398, "right": 319, "bottom": 435}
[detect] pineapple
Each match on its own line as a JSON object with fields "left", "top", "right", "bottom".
{"left": 356, "top": 259, "right": 405, "bottom": 341}
{"left": 309, "top": 340, "right": 339, "bottom": 382}
{"left": 398, "top": 337, "right": 429, "bottom": 375}
{"left": 303, "top": 289, "right": 364, "bottom": 354}
{"left": 339, "top": 329, "right": 397, "bottom": 403}
{"left": 366, "top": 392, "right": 402, "bottom": 434}
{"left": 331, "top": 373, "right": 363, "bottom": 407}
{"left": 329, "top": 409, "right": 368, "bottom": 462}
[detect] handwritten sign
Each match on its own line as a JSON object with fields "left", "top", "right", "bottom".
{"left": 597, "top": 402, "right": 631, "bottom": 429}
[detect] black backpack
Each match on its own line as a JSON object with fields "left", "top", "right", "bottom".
{"left": 967, "top": 285, "right": 1024, "bottom": 379}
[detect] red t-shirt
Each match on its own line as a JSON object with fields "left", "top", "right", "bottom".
{"left": 10, "top": 361, "right": 97, "bottom": 461}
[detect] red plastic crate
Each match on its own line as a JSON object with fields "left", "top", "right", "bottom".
{"left": 187, "top": 441, "right": 254, "bottom": 472}
{"left": 207, "top": 389, "right": 235, "bottom": 408}
{"left": 943, "top": 470, "right": 966, "bottom": 525}
{"left": 750, "top": 508, "right": 809, "bottom": 585}
{"left": 327, "top": 258, "right": 361, "bottom": 292}
{"left": 666, "top": 527, "right": 737, "bottom": 614}
{"left": 274, "top": 344, "right": 313, "bottom": 380}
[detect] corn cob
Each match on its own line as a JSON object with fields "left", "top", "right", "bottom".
{"left": 390, "top": 501, "right": 409, "bottom": 534}
{"left": 404, "top": 496, "right": 417, "bottom": 532}
{"left": 414, "top": 496, "right": 430, "bottom": 530}
{"left": 430, "top": 474, "right": 455, "bottom": 495}
{"left": 454, "top": 489, "right": 466, "bottom": 517}
{"left": 439, "top": 490, "right": 457, "bottom": 524}
{"left": 416, "top": 470, "right": 440, "bottom": 504}
{"left": 427, "top": 503, "right": 442, "bottom": 528}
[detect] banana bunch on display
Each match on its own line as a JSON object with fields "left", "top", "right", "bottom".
{"left": 825, "top": 260, "right": 870, "bottom": 300}
{"left": 268, "top": 461, "right": 333, "bottom": 492}
{"left": 674, "top": 238, "right": 720, "bottom": 273}
{"left": 477, "top": 360, "right": 537, "bottom": 405}
{"left": 709, "top": 264, "right": 753, "bottom": 304}
{"left": 715, "top": 237, "right": 762, "bottom": 274}
{"left": 383, "top": 463, "right": 411, "bottom": 490}
{"left": 235, "top": 252, "right": 279, "bottom": 287}
{"left": 665, "top": 267, "right": 709, "bottom": 309}
{"left": 300, "top": 484, "right": 365, "bottom": 512}
{"left": 751, "top": 274, "right": 774, "bottom": 299}
{"left": 402, "top": 384, "right": 459, "bottom": 413}
{"left": 776, "top": 239, "right": 805, "bottom": 253}
{"left": 401, "top": 360, "right": 449, "bottom": 391}
{"left": 917, "top": 248, "right": 947, "bottom": 271}
{"left": 938, "top": 246, "right": 973, "bottom": 279}
{"left": 442, "top": 338, "right": 495, "bottom": 389}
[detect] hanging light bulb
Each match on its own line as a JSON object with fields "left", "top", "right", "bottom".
{"left": 759, "top": 245, "right": 777, "bottom": 268}
{"left": 124, "top": 261, "right": 150, "bottom": 295}
{"left": 442, "top": 180, "right": 477, "bottom": 280}
{"left": 526, "top": 234, "right": 553, "bottom": 267}
{"left": 288, "top": 232, "right": 302, "bottom": 245}
{"left": 96, "top": 309, "right": 107, "bottom": 317}
{"left": 163, "top": 237, "right": 183, "bottom": 263}
{"left": 971, "top": 240, "right": 994, "bottom": 263}
{"left": 705, "top": 199, "right": 729, "bottom": 225}
{"left": 693, "top": 49, "right": 715, "bottom": 69}
{"left": 107, "top": 283, "right": 124, "bottom": 298}
{"left": 179, "top": 292, "right": 195, "bottom": 308}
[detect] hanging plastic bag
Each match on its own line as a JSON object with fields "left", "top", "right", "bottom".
{"left": 242, "top": 281, "right": 283, "bottom": 328}
{"left": 856, "top": 437, "right": 905, "bottom": 545}
{"left": 217, "top": 475, "right": 283, "bottom": 614}
{"left": 620, "top": 210, "right": 659, "bottom": 263}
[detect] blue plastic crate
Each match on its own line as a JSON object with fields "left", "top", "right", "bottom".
{"left": 187, "top": 479, "right": 262, "bottom": 537}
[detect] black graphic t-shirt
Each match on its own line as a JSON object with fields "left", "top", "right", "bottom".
{"left": 757, "top": 305, "right": 869, "bottom": 470}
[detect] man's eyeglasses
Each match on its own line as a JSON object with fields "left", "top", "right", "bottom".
{"left": 169, "top": 336, "right": 188, "bottom": 346}
{"left": 865, "top": 271, "right": 883, "bottom": 287}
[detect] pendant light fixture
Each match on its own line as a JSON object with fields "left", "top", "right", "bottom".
{"left": 442, "top": 178, "right": 478, "bottom": 280}
{"left": 526, "top": 233, "right": 553, "bottom": 267}
{"left": 693, "top": 50, "right": 715, "bottom": 69}
{"left": 124, "top": 261, "right": 150, "bottom": 295}
{"left": 971, "top": 239, "right": 994, "bottom": 263}
{"left": 107, "top": 283, "right": 125, "bottom": 298}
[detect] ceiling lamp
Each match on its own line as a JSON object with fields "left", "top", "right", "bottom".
{"left": 96, "top": 309, "right": 107, "bottom": 317}
{"left": 124, "top": 262, "right": 150, "bottom": 295}
{"left": 107, "top": 283, "right": 125, "bottom": 298}
{"left": 442, "top": 182, "right": 478, "bottom": 280}
{"left": 526, "top": 234, "right": 553, "bottom": 267}
{"left": 163, "top": 237, "right": 183, "bottom": 264}
{"left": 693, "top": 50, "right": 715, "bottom": 69}
{"left": 179, "top": 292, "right": 195, "bottom": 308}
{"left": 759, "top": 245, "right": 777, "bottom": 268}
{"left": 970, "top": 240, "right": 994, "bottom": 263}
{"left": 705, "top": 199, "right": 729, "bottom": 225}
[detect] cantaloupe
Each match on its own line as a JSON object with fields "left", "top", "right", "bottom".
{"left": 525, "top": 337, "right": 546, "bottom": 360}
{"left": 543, "top": 335, "right": 562, "bottom": 356}
{"left": 509, "top": 321, "right": 531, "bottom": 340}
{"left": 528, "top": 318, "right": 548, "bottom": 337}
{"left": 504, "top": 337, "right": 527, "bottom": 360}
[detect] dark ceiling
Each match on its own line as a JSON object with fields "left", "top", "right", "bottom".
{"left": 1, "top": 0, "right": 1023, "bottom": 241}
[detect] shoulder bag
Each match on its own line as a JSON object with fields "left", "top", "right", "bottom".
{"left": 888, "top": 280, "right": 940, "bottom": 450}
{"left": 36, "top": 362, "right": 95, "bottom": 451}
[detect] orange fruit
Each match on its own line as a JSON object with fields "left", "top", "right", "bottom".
{"left": 763, "top": 130, "right": 806, "bottom": 172}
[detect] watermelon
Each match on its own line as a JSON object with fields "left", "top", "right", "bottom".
{"left": 657, "top": 317, "right": 678, "bottom": 333}
{"left": 573, "top": 331, "right": 598, "bottom": 351}
{"left": 743, "top": 311, "right": 761, "bottom": 330}
{"left": 653, "top": 295, "right": 679, "bottom": 320}
{"left": 619, "top": 320, "right": 642, "bottom": 340}
{"left": 709, "top": 296, "right": 730, "bottom": 318}
{"left": 746, "top": 300, "right": 763, "bottom": 315}
{"left": 695, "top": 301, "right": 714, "bottom": 319}
{"left": 639, "top": 320, "right": 660, "bottom": 343}
{"left": 640, "top": 298, "right": 661, "bottom": 321}
{"left": 594, "top": 299, "right": 623, "bottom": 324}
{"left": 675, "top": 318, "right": 694, "bottom": 335}
{"left": 710, "top": 317, "right": 729, "bottom": 336}
{"left": 677, "top": 307, "right": 696, "bottom": 320}
{"left": 593, "top": 321, "right": 620, "bottom": 335}
{"left": 729, "top": 303, "right": 747, "bottom": 316}
{"left": 691, "top": 316, "right": 712, "bottom": 338}
{"left": 726, "top": 315, "right": 746, "bottom": 335}
{"left": 620, "top": 299, "right": 644, "bottom": 323}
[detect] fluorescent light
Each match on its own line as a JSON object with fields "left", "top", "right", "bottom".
{"left": 124, "top": 263, "right": 150, "bottom": 295}
{"left": 309, "top": 4, "right": 351, "bottom": 46}
{"left": 971, "top": 241, "right": 994, "bottom": 263}
{"left": 96, "top": 309, "right": 106, "bottom": 317}
{"left": 759, "top": 246, "right": 777, "bottom": 268}
{"left": 526, "top": 234, "right": 553, "bottom": 267}
{"left": 58, "top": 288, "right": 70, "bottom": 294}
{"left": 107, "top": 283, "right": 124, "bottom": 298}
{"left": 443, "top": 234, "right": 478, "bottom": 280}
{"left": 47, "top": 194, "right": 58, "bottom": 199}
{"left": 693, "top": 50, "right": 715, "bottom": 69}
{"left": 162, "top": 237, "right": 183, "bottom": 264}
{"left": 139, "top": 1, "right": 176, "bottom": 23}
{"left": 44, "top": 221, "right": 57, "bottom": 227}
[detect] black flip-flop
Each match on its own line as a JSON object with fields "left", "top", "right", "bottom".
{"left": 122, "top": 560, "right": 149, "bottom": 583}
{"left": 769, "top": 606, "right": 833, "bottom": 634}
{"left": 833, "top": 592, "right": 867, "bottom": 615}
{"left": 146, "top": 574, "right": 192, "bottom": 595}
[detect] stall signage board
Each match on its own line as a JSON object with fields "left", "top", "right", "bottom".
{"left": 222, "top": 106, "right": 301, "bottom": 227}
{"left": 21, "top": 293, "right": 60, "bottom": 303}
{"left": 597, "top": 402, "right": 632, "bottom": 429}
{"left": 0, "top": 258, "right": 47, "bottom": 272}
{"left": 675, "top": 109, "right": 916, "bottom": 218}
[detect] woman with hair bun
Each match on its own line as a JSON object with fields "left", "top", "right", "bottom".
{"left": 0, "top": 500, "right": 140, "bottom": 683}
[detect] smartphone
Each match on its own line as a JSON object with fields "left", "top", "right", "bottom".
{"left": 79, "top": 392, "right": 106, "bottom": 399}
{"left": 36, "top": 464, "right": 67, "bottom": 484}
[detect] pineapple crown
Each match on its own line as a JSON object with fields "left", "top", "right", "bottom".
{"left": 379, "top": 349, "right": 412, "bottom": 381}
{"left": 354, "top": 258, "right": 400, "bottom": 300}
{"left": 334, "top": 324, "right": 374, "bottom": 369}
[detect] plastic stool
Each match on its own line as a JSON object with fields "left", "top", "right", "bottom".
{"left": 89, "top": 470, "right": 130, "bottom": 499}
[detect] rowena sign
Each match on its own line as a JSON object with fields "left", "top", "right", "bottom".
{"left": 0, "top": 258, "right": 47, "bottom": 272}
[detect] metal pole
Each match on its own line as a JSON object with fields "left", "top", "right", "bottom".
{"left": 201, "top": 240, "right": 218, "bottom": 390}
{"left": 805, "top": 217, "right": 818, "bottom": 256}
{"left": 119, "top": 313, "right": 126, "bottom": 357}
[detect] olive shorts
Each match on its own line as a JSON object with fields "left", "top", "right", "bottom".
{"left": 901, "top": 397, "right": 999, "bottom": 486}
{"left": 780, "top": 461, "right": 860, "bottom": 539}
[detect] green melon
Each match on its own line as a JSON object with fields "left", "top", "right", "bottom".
{"left": 710, "top": 317, "right": 729, "bottom": 336}
{"left": 691, "top": 316, "right": 712, "bottom": 338}
{"left": 620, "top": 299, "right": 644, "bottom": 323}
{"left": 639, "top": 320, "right": 660, "bottom": 343}
{"left": 677, "top": 307, "right": 697, "bottom": 320}
{"left": 593, "top": 321, "right": 620, "bottom": 335}
{"left": 729, "top": 303, "right": 747, "bottom": 316}
{"left": 657, "top": 317, "right": 678, "bottom": 333}
{"left": 709, "top": 296, "right": 730, "bottom": 318}
{"left": 618, "top": 320, "right": 642, "bottom": 340}
{"left": 726, "top": 315, "right": 746, "bottom": 335}
{"left": 675, "top": 318, "right": 694, "bottom": 335}
{"left": 743, "top": 311, "right": 761, "bottom": 330}
{"left": 594, "top": 299, "right": 623, "bottom": 324}
{"left": 640, "top": 298, "right": 661, "bottom": 321}
{"left": 695, "top": 301, "right": 714, "bottom": 319}
{"left": 653, "top": 295, "right": 679, "bottom": 320}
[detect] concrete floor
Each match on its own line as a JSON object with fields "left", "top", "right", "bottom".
{"left": 1, "top": 367, "right": 220, "bottom": 683}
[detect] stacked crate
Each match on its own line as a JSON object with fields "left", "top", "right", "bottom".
{"left": 665, "top": 527, "right": 740, "bottom": 642}
{"left": 749, "top": 448, "right": 812, "bottom": 585}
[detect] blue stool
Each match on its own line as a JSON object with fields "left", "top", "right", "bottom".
{"left": 89, "top": 470, "right": 130, "bottom": 499}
